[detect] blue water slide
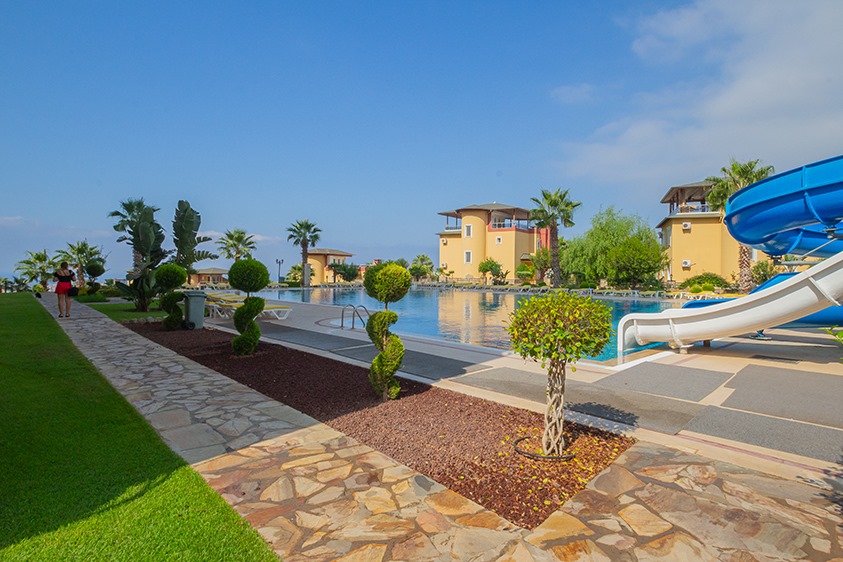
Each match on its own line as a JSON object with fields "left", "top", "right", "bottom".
{"left": 685, "top": 154, "right": 843, "bottom": 325}
{"left": 724, "top": 154, "right": 843, "bottom": 258}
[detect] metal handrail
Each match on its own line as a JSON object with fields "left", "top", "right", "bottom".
{"left": 340, "top": 304, "right": 371, "bottom": 329}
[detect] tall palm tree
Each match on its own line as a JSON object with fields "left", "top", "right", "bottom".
{"left": 15, "top": 249, "right": 57, "bottom": 290}
{"left": 706, "top": 159, "right": 775, "bottom": 293}
{"left": 56, "top": 240, "right": 105, "bottom": 287}
{"left": 108, "top": 198, "right": 160, "bottom": 273}
{"left": 216, "top": 228, "right": 257, "bottom": 262}
{"left": 286, "top": 220, "right": 321, "bottom": 288}
{"left": 530, "top": 188, "right": 581, "bottom": 288}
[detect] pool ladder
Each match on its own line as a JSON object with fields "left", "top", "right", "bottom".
{"left": 340, "top": 305, "right": 370, "bottom": 330}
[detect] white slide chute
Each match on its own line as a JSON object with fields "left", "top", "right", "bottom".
{"left": 618, "top": 154, "right": 843, "bottom": 362}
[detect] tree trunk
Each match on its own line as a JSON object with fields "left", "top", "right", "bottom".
{"left": 550, "top": 224, "right": 561, "bottom": 288}
{"left": 543, "top": 359, "right": 567, "bottom": 456}
{"left": 301, "top": 242, "right": 309, "bottom": 288}
{"left": 76, "top": 265, "right": 86, "bottom": 288}
{"left": 738, "top": 244, "right": 752, "bottom": 293}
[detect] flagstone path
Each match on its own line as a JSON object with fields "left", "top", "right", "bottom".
{"left": 44, "top": 299, "right": 842, "bottom": 561}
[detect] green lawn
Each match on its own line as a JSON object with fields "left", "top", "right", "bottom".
{"left": 0, "top": 294, "right": 278, "bottom": 561}
{"left": 86, "top": 301, "right": 168, "bottom": 322}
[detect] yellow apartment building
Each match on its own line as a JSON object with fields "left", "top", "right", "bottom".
{"left": 437, "top": 203, "right": 548, "bottom": 282}
{"left": 657, "top": 181, "right": 768, "bottom": 284}
{"left": 306, "top": 248, "right": 353, "bottom": 284}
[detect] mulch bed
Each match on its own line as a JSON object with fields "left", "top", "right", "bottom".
{"left": 127, "top": 323, "right": 635, "bottom": 529}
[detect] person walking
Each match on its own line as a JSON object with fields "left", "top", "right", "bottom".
{"left": 53, "top": 261, "right": 76, "bottom": 318}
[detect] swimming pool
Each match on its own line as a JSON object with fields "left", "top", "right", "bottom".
{"left": 256, "top": 287, "right": 677, "bottom": 361}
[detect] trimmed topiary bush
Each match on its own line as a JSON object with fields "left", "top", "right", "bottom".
{"left": 689, "top": 285, "right": 703, "bottom": 293}
{"left": 160, "top": 291, "right": 185, "bottom": 330}
{"left": 228, "top": 259, "right": 270, "bottom": 355}
{"left": 679, "top": 272, "right": 728, "bottom": 289}
{"left": 701, "top": 282, "right": 715, "bottom": 292}
{"left": 508, "top": 292, "right": 612, "bottom": 457}
{"left": 156, "top": 264, "right": 188, "bottom": 331}
{"left": 364, "top": 263, "right": 412, "bottom": 400}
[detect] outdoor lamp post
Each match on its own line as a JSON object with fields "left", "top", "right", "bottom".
{"left": 275, "top": 259, "right": 284, "bottom": 283}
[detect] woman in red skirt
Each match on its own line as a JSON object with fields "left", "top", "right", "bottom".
{"left": 53, "top": 261, "right": 76, "bottom": 318}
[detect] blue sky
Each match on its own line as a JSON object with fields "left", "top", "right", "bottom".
{"left": 2, "top": 1, "right": 842, "bottom": 279}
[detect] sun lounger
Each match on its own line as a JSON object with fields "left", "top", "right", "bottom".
{"left": 207, "top": 301, "right": 292, "bottom": 321}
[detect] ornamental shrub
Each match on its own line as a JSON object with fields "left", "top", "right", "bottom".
{"left": 701, "top": 282, "right": 715, "bottom": 292}
{"left": 364, "top": 263, "right": 412, "bottom": 400}
{"left": 689, "top": 285, "right": 703, "bottom": 293}
{"left": 678, "top": 272, "right": 728, "bottom": 289}
{"left": 364, "top": 263, "right": 411, "bottom": 309}
{"left": 155, "top": 264, "right": 188, "bottom": 330}
{"left": 508, "top": 292, "right": 612, "bottom": 456}
{"left": 156, "top": 263, "right": 188, "bottom": 292}
{"left": 229, "top": 259, "right": 270, "bottom": 295}
{"left": 228, "top": 260, "right": 269, "bottom": 355}
{"left": 365, "top": 310, "right": 403, "bottom": 400}
{"left": 160, "top": 291, "right": 185, "bottom": 330}
{"left": 232, "top": 296, "right": 265, "bottom": 355}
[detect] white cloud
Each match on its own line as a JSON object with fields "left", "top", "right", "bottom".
{"left": 551, "top": 83, "right": 594, "bottom": 104}
{"left": 0, "top": 216, "right": 24, "bottom": 226}
{"left": 558, "top": 0, "right": 843, "bottom": 200}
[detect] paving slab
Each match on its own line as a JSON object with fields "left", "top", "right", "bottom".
{"left": 595, "top": 362, "right": 732, "bottom": 402}
{"left": 334, "top": 346, "right": 487, "bottom": 380}
{"left": 723, "top": 365, "right": 843, "bottom": 429}
{"left": 683, "top": 407, "right": 843, "bottom": 464}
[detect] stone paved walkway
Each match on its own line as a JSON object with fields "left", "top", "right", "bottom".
{"left": 43, "top": 299, "right": 842, "bottom": 561}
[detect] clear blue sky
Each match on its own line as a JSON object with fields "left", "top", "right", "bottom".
{"left": 2, "top": 1, "right": 842, "bottom": 279}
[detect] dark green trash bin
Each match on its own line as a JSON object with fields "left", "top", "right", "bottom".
{"left": 182, "top": 290, "right": 207, "bottom": 330}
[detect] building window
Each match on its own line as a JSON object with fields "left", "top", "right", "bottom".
{"left": 495, "top": 236, "right": 502, "bottom": 245}
{"left": 464, "top": 251, "right": 472, "bottom": 264}
{"left": 464, "top": 224, "right": 472, "bottom": 238}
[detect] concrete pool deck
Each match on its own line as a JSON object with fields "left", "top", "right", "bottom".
{"left": 43, "top": 297, "right": 843, "bottom": 560}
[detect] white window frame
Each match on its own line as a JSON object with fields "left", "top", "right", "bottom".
{"left": 495, "top": 236, "right": 503, "bottom": 245}
{"left": 464, "top": 224, "right": 473, "bottom": 238}
{"left": 464, "top": 251, "right": 472, "bottom": 264}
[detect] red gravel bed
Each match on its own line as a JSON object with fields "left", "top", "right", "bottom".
{"left": 128, "top": 323, "right": 634, "bottom": 529}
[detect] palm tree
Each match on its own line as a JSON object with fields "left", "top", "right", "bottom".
{"left": 286, "top": 220, "right": 321, "bottom": 288}
{"left": 216, "top": 228, "right": 257, "bottom": 262}
{"left": 706, "top": 159, "right": 775, "bottom": 293}
{"left": 56, "top": 240, "right": 105, "bottom": 287}
{"left": 0, "top": 277, "right": 8, "bottom": 293}
{"left": 108, "top": 198, "right": 159, "bottom": 273}
{"left": 15, "top": 249, "right": 57, "bottom": 290}
{"left": 530, "top": 188, "right": 581, "bottom": 288}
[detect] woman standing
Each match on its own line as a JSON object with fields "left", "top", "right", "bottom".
{"left": 53, "top": 261, "right": 76, "bottom": 318}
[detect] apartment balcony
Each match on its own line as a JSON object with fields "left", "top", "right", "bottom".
{"left": 490, "top": 219, "right": 534, "bottom": 230}
{"left": 668, "top": 203, "right": 715, "bottom": 215}
{"left": 442, "top": 224, "right": 462, "bottom": 231}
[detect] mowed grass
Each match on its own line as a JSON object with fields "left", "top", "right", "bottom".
{"left": 0, "top": 294, "right": 278, "bottom": 561}
{"left": 86, "top": 301, "right": 167, "bottom": 322}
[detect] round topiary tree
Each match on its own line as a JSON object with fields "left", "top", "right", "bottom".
{"left": 363, "top": 263, "right": 412, "bottom": 400}
{"left": 228, "top": 259, "right": 270, "bottom": 355}
{"left": 156, "top": 263, "right": 188, "bottom": 330}
{"left": 507, "top": 292, "right": 612, "bottom": 457}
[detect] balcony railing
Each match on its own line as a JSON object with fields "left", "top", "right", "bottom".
{"left": 490, "top": 219, "right": 534, "bottom": 230}
{"left": 671, "top": 204, "right": 714, "bottom": 214}
{"left": 443, "top": 225, "right": 462, "bottom": 231}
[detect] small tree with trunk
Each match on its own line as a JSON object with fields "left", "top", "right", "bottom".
{"left": 364, "top": 263, "right": 412, "bottom": 400}
{"left": 508, "top": 292, "right": 612, "bottom": 456}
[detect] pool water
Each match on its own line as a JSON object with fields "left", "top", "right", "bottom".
{"left": 256, "top": 288, "right": 677, "bottom": 361}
